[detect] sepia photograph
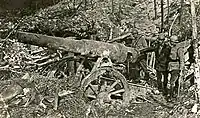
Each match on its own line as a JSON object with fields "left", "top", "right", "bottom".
{"left": 0, "top": 0, "right": 199, "bottom": 117}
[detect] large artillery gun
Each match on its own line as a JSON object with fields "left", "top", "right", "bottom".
{"left": 16, "top": 31, "right": 148, "bottom": 106}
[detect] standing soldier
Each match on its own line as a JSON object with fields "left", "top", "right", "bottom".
{"left": 131, "top": 30, "right": 148, "bottom": 80}
{"left": 123, "top": 29, "right": 148, "bottom": 81}
{"left": 155, "top": 33, "right": 171, "bottom": 95}
{"left": 108, "top": 29, "right": 148, "bottom": 81}
{"left": 130, "top": 30, "right": 148, "bottom": 50}
{"left": 168, "top": 35, "right": 186, "bottom": 101}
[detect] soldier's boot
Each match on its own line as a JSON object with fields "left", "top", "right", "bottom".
{"left": 163, "top": 86, "right": 168, "bottom": 96}
{"left": 163, "top": 81, "right": 168, "bottom": 96}
{"left": 173, "top": 82, "right": 179, "bottom": 98}
{"left": 163, "top": 87, "right": 169, "bottom": 101}
{"left": 156, "top": 71, "right": 163, "bottom": 92}
{"left": 169, "top": 86, "right": 178, "bottom": 102}
{"left": 168, "top": 86, "right": 174, "bottom": 102}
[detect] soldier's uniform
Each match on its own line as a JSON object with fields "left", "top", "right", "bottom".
{"left": 128, "top": 30, "right": 148, "bottom": 81}
{"left": 168, "top": 35, "right": 189, "bottom": 100}
{"left": 131, "top": 34, "right": 148, "bottom": 50}
{"left": 155, "top": 33, "right": 171, "bottom": 95}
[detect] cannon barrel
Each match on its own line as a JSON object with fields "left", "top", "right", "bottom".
{"left": 16, "top": 31, "right": 140, "bottom": 63}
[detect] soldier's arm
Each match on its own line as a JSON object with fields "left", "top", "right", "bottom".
{"left": 141, "top": 36, "right": 148, "bottom": 48}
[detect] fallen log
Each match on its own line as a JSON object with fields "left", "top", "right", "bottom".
{"left": 16, "top": 31, "right": 139, "bottom": 63}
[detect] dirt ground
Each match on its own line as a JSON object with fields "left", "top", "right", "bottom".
{"left": 0, "top": 72, "right": 197, "bottom": 118}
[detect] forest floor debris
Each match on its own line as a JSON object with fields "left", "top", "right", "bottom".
{"left": 0, "top": 72, "right": 197, "bottom": 118}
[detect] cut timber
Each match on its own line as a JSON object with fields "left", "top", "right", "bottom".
{"left": 16, "top": 31, "right": 139, "bottom": 63}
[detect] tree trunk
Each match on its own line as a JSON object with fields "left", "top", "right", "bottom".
{"left": 179, "top": 0, "right": 184, "bottom": 24}
{"left": 85, "top": 0, "right": 87, "bottom": 10}
{"left": 111, "top": 0, "right": 114, "bottom": 14}
{"left": 154, "top": 0, "right": 157, "bottom": 19}
{"left": 167, "top": 0, "right": 169, "bottom": 24}
{"left": 161, "top": 0, "right": 164, "bottom": 32}
{"left": 191, "top": 0, "right": 200, "bottom": 102}
{"left": 73, "top": 0, "right": 76, "bottom": 8}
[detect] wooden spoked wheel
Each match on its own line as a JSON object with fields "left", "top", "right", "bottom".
{"left": 81, "top": 67, "right": 130, "bottom": 106}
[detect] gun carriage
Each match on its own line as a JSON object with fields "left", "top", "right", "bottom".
{"left": 16, "top": 31, "right": 155, "bottom": 106}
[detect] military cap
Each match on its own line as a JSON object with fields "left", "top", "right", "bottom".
{"left": 131, "top": 29, "right": 138, "bottom": 35}
{"left": 158, "top": 33, "right": 165, "bottom": 40}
